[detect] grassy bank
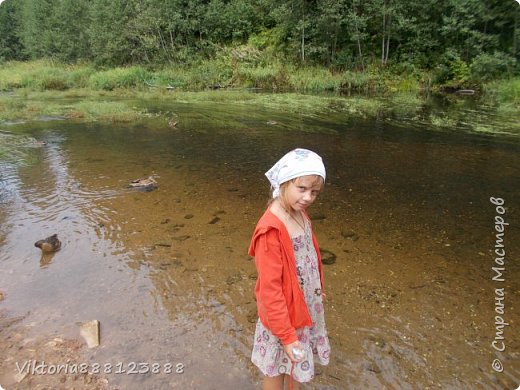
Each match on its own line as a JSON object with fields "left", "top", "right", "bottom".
{"left": 1, "top": 59, "right": 517, "bottom": 97}
{"left": 0, "top": 59, "right": 424, "bottom": 93}
{"left": 0, "top": 60, "right": 518, "bottom": 139}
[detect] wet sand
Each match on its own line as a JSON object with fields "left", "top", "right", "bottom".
{"left": 0, "top": 101, "right": 519, "bottom": 389}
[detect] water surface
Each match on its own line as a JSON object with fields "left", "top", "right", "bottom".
{"left": 0, "top": 95, "right": 519, "bottom": 389}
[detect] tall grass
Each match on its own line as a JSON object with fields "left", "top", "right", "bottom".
{"left": 0, "top": 59, "right": 429, "bottom": 93}
{"left": 88, "top": 66, "right": 152, "bottom": 90}
{"left": 485, "top": 77, "right": 520, "bottom": 104}
{"left": 0, "top": 60, "right": 97, "bottom": 91}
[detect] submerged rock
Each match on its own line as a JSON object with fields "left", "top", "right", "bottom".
{"left": 172, "top": 235, "right": 190, "bottom": 241}
{"left": 341, "top": 230, "right": 359, "bottom": 241}
{"left": 320, "top": 249, "right": 337, "bottom": 265}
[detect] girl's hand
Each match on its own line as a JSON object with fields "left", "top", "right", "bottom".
{"left": 284, "top": 340, "right": 305, "bottom": 362}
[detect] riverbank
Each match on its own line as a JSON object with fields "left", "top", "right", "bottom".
{"left": 0, "top": 59, "right": 423, "bottom": 93}
{"left": 1, "top": 59, "right": 518, "bottom": 96}
{"left": 0, "top": 61, "right": 519, "bottom": 139}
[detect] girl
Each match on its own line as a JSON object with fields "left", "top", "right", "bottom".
{"left": 250, "top": 148, "right": 331, "bottom": 390}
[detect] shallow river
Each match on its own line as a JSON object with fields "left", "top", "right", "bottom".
{"left": 0, "top": 94, "right": 519, "bottom": 389}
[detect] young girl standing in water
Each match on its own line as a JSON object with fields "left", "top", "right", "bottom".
{"left": 250, "top": 148, "right": 330, "bottom": 390}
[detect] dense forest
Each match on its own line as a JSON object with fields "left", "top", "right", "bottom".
{"left": 0, "top": 0, "right": 518, "bottom": 86}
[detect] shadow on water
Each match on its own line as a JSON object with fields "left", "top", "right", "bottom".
{"left": 0, "top": 95, "right": 519, "bottom": 389}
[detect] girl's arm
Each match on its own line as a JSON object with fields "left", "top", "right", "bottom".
{"left": 254, "top": 229, "right": 298, "bottom": 345}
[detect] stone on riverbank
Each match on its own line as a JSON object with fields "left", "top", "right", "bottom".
{"left": 80, "top": 320, "right": 100, "bottom": 348}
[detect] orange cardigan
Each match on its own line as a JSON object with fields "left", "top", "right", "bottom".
{"left": 248, "top": 207, "right": 325, "bottom": 345}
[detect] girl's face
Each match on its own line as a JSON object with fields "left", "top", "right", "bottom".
{"left": 281, "top": 175, "right": 323, "bottom": 212}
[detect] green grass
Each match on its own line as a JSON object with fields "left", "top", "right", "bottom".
{"left": 88, "top": 66, "right": 152, "bottom": 90}
{"left": 485, "top": 77, "right": 520, "bottom": 104}
{"left": 0, "top": 92, "right": 150, "bottom": 123}
{"left": 0, "top": 60, "right": 429, "bottom": 93}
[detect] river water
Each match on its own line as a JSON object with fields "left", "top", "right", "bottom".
{"left": 0, "top": 93, "right": 519, "bottom": 389}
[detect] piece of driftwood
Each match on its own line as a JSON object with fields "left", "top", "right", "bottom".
{"left": 145, "top": 81, "right": 175, "bottom": 90}
{"left": 456, "top": 89, "right": 476, "bottom": 95}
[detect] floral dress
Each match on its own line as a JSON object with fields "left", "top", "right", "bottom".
{"left": 251, "top": 219, "right": 331, "bottom": 382}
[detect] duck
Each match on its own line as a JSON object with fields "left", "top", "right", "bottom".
{"left": 34, "top": 234, "right": 61, "bottom": 252}
{"left": 129, "top": 175, "right": 158, "bottom": 192}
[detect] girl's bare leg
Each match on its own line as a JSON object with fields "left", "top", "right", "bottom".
{"left": 262, "top": 375, "right": 284, "bottom": 390}
{"left": 283, "top": 374, "right": 300, "bottom": 390}
{"left": 262, "top": 374, "right": 301, "bottom": 390}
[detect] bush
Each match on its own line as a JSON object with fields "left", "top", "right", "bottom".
{"left": 470, "top": 52, "right": 516, "bottom": 82}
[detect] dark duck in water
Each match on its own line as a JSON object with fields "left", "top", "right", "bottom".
{"left": 34, "top": 234, "right": 61, "bottom": 252}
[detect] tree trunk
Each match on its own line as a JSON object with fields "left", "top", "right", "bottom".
{"left": 357, "top": 35, "right": 365, "bottom": 71}
{"left": 301, "top": 26, "right": 305, "bottom": 62}
{"left": 301, "top": 7, "right": 305, "bottom": 63}
{"left": 381, "top": 3, "right": 386, "bottom": 65}
{"left": 384, "top": 14, "right": 391, "bottom": 65}
{"left": 513, "top": 14, "right": 518, "bottom": 60}
{"left": 385, "top": 35, "right": 390, "bottom": 64}
{"left": 157, "top": 28, "right": 169, "bottom": 61}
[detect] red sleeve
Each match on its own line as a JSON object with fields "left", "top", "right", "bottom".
{"left": 253, "top": 229, "right": 297, "bottom": 345}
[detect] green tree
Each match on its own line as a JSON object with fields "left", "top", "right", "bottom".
{"left": 88, "top": 0, "right": 135, "bottom": 65}
{"left": 0, "top": 0, "right": 25, "bottom": 61}
{"left": 20, "top": 0, "right": 55, "bottom": 59}
{"left": 51, "top": 0, "right": 91, "bottom": 62}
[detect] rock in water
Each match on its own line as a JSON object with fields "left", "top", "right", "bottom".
{"left": 320, "top": 249, "right": 337, "bottom": 265}
{"left": 80, "top": 320, "right": 100, "bottom": 348}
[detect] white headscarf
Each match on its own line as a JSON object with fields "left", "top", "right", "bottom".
{"left": 265, "top": 148, "right": 326, "bottom": 198}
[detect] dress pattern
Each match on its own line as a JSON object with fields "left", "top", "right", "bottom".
{"left": 251, "top": 220, "right": 331, "bottom": 382}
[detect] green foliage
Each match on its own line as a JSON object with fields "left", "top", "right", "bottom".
{"left": 287, "top": 66, "right": 341, "bottom": 91}
{"left": 0, "top": 0, "right": 25, "bottom": 61}
{"left": 20, "top": 67, "right": 70, "bottom": 91}
{"left": 0, "top": 0, "right": 517, "bottom": 88}
{"left": 88, "top": 67, "right": 152, "bottom": 90}
{"left": 485, "top": 77, "right": 520, "bottom": 104}
{"left": 66, "top": 65, "right": 96, "bottom": 88}
{"left": 432, "top": 50, "right": 473, "bottom": 88}
{"left": 234, "top": 63, "right": 289, "bottom": 89}
{"left": 470, "top": 52, "right": 516, "bottom": 82}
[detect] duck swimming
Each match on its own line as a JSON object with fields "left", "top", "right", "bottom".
{"left": 34, "top": 234, "right": 61, "bottom": 252}
{"left": 129, "top": 175, "right": 158, "bottom": 192}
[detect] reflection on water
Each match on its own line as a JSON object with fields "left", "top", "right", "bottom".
{"left": 0, "top": 98, "right": 519, "bottom": 389}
